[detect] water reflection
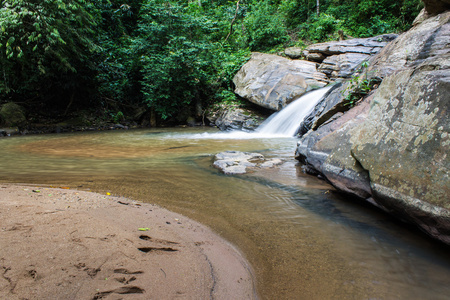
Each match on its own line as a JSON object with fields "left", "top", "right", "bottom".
{"left": 0, "top": 127, "right": 449, "bottom": 299}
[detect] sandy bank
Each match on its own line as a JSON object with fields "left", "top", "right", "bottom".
{"left": 0, "top": 184, "right": 257, "bottom": 299}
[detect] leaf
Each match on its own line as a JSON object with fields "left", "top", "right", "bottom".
{"left": 138, "top": 228, "right": 150, "bottom": 231}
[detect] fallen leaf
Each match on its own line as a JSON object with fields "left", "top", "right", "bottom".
{"left": 138, "top": 228, "right": 149, "bottom": 231}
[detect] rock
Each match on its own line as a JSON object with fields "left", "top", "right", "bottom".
{"left": 114, "top": 124, "right": 128, "bottom": 129}
{"left": 284, "top": 47, "right": 304, "bottom": 59}
{"left": 295, "top": 10, "right": 450, "bottom": 244}
{"left": 305, "top": 34, "right": 398, "bottom": 57}
{"left": 348, "top": 63, "right": 450, "bottom": 243}
{"left": 301, "top": 34, "right": 397, "bottom": 81}
{"left": 207, "top": 105, "right": 266, "bottom": 132}
{"left": 233, "top": 53, "right": 328, "bottom": 111}
{"left": 318, "top": 53, "right": 371, "bottom": 78}
{"left": 306, "top": 52, "right": 326, "bottom": 63}
{"left": 213, "top": 151, "right": 283, "bottom": 175}
{"left": 0, "top": 127, "right": 20, "bottom": 137}
{"left": 0, "top": 102, "right": 27, "bottom": 128}
{"left": 368, "top": 11, "right": 450, "bottom": 78}
{"left": 296, "top": 96, "right": 373, "bottom": 199}
{"left": 298, "top": 82, "right": 348, "bottom": 135}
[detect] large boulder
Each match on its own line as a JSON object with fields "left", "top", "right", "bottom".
{"left": 349, "top": 63, "right": 450, "bottom": 242}
{"left": 367, "top": 11, "right": 450, "bottom": 78}
{"left": 233, "top": 52, "right": 328, "bottom": 111}
{"left": 295, "top": 11, "right": 450, "bottom": 244}
{"left": 300, "top": 11, "right": 449, "bottom": 139}
{"left": 303, "top": 34, "right": 398, "bottom": 79}
{"left": 0, "top": 102, "right": 27, "bottom": 128}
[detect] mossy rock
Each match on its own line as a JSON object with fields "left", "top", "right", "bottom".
{"left": 0, "top": 102, "right": 27, "bottom": 127}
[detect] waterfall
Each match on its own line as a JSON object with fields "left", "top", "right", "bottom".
{"left": 255, "top": 86, "right": 332, "bottom": 137}
{"left": 187, "top": 85, "right": 332, "bottom": 140}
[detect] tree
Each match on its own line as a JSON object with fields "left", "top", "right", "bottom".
{"left": 134, "top": 0, "right": 219, "bottom": 120}
{"left": 0, "top": 0, "right": 98, "bottom": 110}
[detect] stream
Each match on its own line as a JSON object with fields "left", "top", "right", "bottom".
{"left": 1, "top": 127, "right": 450, "bottom": 299}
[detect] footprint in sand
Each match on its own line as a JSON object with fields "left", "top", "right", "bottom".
{"left": 137, "top": 234, "right": 179, "bottom": 253}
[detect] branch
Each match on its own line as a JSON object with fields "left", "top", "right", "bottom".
{"left": 223, "top": 0, "right": 241, "bottom": 44}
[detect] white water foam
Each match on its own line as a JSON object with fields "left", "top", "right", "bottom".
{"left": 168, "top": 86, "right": 332, "bottom": 140}
{"left": 255, "top": 86, "right": 332, "bottom": 137}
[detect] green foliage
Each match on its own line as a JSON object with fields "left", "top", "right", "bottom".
{"left": 110, "top": 110, "right": 124, "bottom": 123}
{"left": 343, "top": 61, "right": 381, "bottom": 107}
{"left": 0, "top": 0, "right": 98, "bottom": 104}
{"left": 216, "top": 89, "right": 239, "bottom": 105}
{"left": 134, "top": 0, "right": 218, "bottom": 119}
{"left": 243, "top": 1, "right": 289, "bottom": 51}
{"left": 297, "top": 13, "right": 342, "bottom": 42}
{"left": 283, "top": 0, "right": 423, "bottom": 41}
{"left": 0, "top": 0, "right": 425, "bottom": 125}
{"left": 93, "top": 1, "right": 141, "bottom": 107}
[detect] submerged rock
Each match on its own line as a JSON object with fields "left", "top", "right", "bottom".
{"left": 213, "top": 151, "right": 282, "bottom": 175}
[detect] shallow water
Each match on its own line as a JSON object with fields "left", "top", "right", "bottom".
{"left": 1, "top": 127, "right": 450, "bottom": 299}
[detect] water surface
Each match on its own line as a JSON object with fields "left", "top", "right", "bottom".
{"left": 1, "top": 127, "right": 449, "bottom": 299}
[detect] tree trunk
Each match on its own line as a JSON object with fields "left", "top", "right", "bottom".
{"left": 150, "top": 108, "right": 157, "bottom": 127}
{"left": 64, "top": 92, "right": 74, "bottom": 116}
{"left": 317, "top": 0, "right": 320, "bottom": 16}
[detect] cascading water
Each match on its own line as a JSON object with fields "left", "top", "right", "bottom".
{"left": 255, "top": 86, "right": 332, "bottom": 137}
{"left": 189, "top": 85, "right": 332, "bottom": 139}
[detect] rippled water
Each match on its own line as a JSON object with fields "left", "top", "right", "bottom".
{"left": 1, "top": 127, "right": 450, "bottom": 299}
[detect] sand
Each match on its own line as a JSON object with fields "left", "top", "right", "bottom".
{"left": 0, "top": 184, "right": 257, "bottom": 299}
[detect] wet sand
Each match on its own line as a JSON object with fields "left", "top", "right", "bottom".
{"left": 0, "top": 184, "right": 257, "bottom": 299}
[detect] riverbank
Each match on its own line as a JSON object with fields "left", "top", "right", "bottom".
{"left": 0, "top": 184, "right": 257, "bottom": 299}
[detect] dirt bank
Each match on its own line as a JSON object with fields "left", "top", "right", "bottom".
{"left": 0, "top": 184, "right": 257, "bottom": 299}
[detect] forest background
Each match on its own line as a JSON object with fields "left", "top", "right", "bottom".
{"left": 0, "top": 0, "right": 423, "bottom": 126}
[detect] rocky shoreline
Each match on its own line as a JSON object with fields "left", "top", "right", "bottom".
{"left": 230, "top": 6, "right": 450, "bottom": 244}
